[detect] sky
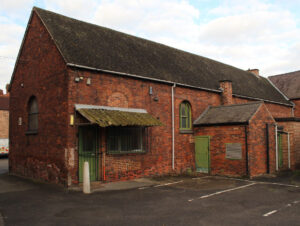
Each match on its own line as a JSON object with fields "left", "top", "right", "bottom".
{"left": 1, "top": 0, "right": 300, "bottom": 93}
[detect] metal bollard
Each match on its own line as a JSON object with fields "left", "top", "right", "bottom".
{"left": 83, "top": 161, "right": 91, "bottom": 194}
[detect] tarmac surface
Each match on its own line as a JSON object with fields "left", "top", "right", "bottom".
{"left": 0, "top": 158, "right": 299, "bottom": 226}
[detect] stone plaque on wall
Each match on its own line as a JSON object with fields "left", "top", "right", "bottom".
{"left": 226, "top": 143, "right": 242, "bottom": 159}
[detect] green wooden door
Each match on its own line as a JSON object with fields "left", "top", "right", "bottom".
{"left": 195, "top": 136, "right": 210, "bottom": 173}
{"left": 79, "top": 126, "right": 99, "bottom": 182}
{"left": 277, "top": 133, "right": 283, "bottom": 168}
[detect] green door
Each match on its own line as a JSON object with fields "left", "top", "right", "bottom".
{"left": 195, "top": 136, "right": 210, "bottom": 173}
{"left": 277, "top": 133, "right": 283, "bottom": 168}
{"left": 79, "top": 126, "right": 99, "bottom": 182}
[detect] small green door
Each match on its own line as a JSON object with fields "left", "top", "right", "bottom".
{"left": 277, "top": 133, "right": 283, "bottom": 168}
{"left": 195, "top": 136, "right": 210, "bottom": 173}
{"left": 79, "top": 126, "right": 99, "bottom": 182}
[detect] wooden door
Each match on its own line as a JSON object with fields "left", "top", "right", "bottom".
{"left": 195, "top": 136, "right": 210, "bottom": 173}
{"left": 277, "top": 133, "right": 283, "bottom": 168}
{"left": 78, "top": 126, "right": 99, "bottom": 182}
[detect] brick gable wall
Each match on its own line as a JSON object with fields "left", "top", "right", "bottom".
{"left": 9, "top": 12, "right": 69, "bottom": 184}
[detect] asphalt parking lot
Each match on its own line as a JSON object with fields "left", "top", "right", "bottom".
{"left": 0, "top": 159, "right": 299, "bottom": 226}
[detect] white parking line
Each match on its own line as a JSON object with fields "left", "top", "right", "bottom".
{"left": 263, "top": 210, "right": 277, "bottom": 217}
{"left": 192, "top": 176, "right": 211, "bottom": 180}
{"left": 263, "top": 200, "right": 299, "bottom": 217}
{"left": 138, "top": 180, "right": 184, "bottom": 190}
{"left": 153, "top": 180, "right": 183, "bottom": 187}
{"left": 215, "top": 176, "right": 299, "bottom": 188}
{"left": 188, "top": 183, "right": 256, "bottom": 202}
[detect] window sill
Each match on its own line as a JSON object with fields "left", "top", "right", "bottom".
{"left": 179, "top": 130, "right": 194, "bottom": 134}
{"left": 25, "top": 130, "right": 38, "bottom": 135}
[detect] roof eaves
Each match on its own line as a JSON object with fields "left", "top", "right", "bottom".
{"left": 67, "top": 63, "right": 222, "bottom": 94}
{"left": 194, "top": 121, "right": 249, "bottom": 127}
{"left": 232, "top": 93, "right": 293, "bottom": 107}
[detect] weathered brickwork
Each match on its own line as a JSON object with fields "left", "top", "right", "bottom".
{"left": 292, "top": 99, "right": 300, "bottom": 117}
{"left": 277, "top": 121, "right": 300, "bottom": 169}
{"left": 247, "top": 104, "right": 276, "bottom": 177}
{"left": 9, "top": 12, "right": 69, "bottom": 185}
{"left": 9, "top": 11, "right": 296, "bottom": 186}
{"left": 194, "top": 125, "right": 247, "bottom": 177}
{"left": 0, "top": 110, "right": 9, "bottom": 138}
{"left": 194, "top": 104, "right": 276, "bottom": 178}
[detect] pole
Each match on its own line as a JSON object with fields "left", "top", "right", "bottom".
{"left": 83, "top": 161, "right": 91, "bottom": 194}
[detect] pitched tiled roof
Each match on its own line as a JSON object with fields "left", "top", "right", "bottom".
{"left": 269, "top": 70, "right": 300, "bottom": 99}
{"left": 33, "top": 7, "right": 291, "bottom": 105}
{"left": 193, "top": 102, "right": 262, "bottom": 126}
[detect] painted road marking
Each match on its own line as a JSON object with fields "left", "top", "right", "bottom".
{"left": 263, "top": 210, "right": 277, "bottom": 217}
{"left": 188, "top": 183, "right": 256, "bottom": 202}
{"left": 153, "top": 180, "right": 183, "bottom": 187}
{"left": 215, "top": 176, "right": 299, "bottom": 188}
{"left": 263, "top": 200, "right": 299, "bottom": 217}
{"left": 138, "top": 180, "right": 184, "bottom": 190}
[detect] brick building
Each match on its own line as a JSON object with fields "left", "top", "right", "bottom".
{"left": 0, "top": 88, "right": 9, "bottom": 156}
{"left": 269, "top": 72, "right": 300, "bottom": 168}
{"left": 8, "top": 7, "right": 297, "bottom": 186}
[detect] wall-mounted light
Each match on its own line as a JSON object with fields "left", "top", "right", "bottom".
{"left": 149, "top": 86, "right": 153, "bottom": 95}
{"left": 74, "top": 77, "right": 80, "bottom": 82}
{"left": 70, "top": 114, "right": 74, "bottom": 126}
{"left": 87, "top": 78, "right": 91, "bottom": 85}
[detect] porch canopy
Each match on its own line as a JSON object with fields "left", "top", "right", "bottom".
{"left": 75, "top": 104, "right": 162, "bottom": 127}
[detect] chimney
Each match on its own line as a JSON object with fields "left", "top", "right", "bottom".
{"left": 5, "top": 84, "right": 10, "bottom": 96}
{"left": 219, "top": 80, "right": 233, "bottom": 105}
{"left": 247, "top": 68, "right": 259, "bottom": 77}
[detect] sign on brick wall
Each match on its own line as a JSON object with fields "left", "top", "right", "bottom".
{"left": 226, "top": 143, "right": 242, "bottom": 159}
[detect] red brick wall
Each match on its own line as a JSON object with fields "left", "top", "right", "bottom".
{"left": 9, "top": 12, "right": 69, "bottom": 184}
{"left": 0, "top": 110, "right": 9, "bottom": 138}
{"left": 292, "top": 99, "right": 300, "bottom": 117}
{"left": 277, "top": 121, "right": 300, "bottom": 169}
{"left": 232, "top": 96, "right": 293, "bottom": 118}
{"left": 248, "top": 104, "right": 276, "bottom": 177}
{"left": 194, "top": 125, "right": 247, "bottom": 177}
{"left": 66, "top": 68, "right": 221, "bottom": 183}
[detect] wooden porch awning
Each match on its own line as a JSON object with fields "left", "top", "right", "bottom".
{"left": 75, "top": 104, "right": 163, "bottom": 127}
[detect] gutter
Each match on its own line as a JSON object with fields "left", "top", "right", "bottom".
{"left": 245, "top": 125, "right": 249, "bottom": 176}
{"left": 171, "top": 83, "right": 176, "bottom": 170}
{"left": 67, "top": 63, "right": 221, "bottom": 94}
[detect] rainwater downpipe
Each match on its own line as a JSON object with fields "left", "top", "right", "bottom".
{"left": 275, "top": 125, "right": 278, "bottom": 171}
{"left": 172, "top": 83, "right": 176, "bottom": 170}
{"left": 287, "top": 132, "right": 291, "bottom": 169}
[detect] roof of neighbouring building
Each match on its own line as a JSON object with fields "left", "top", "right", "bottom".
{"left": 193, "top": 102, "right": 263, "bottom": 126}
{"left": 269, "top": 70, "right": 300, "bottom": 99}
{"left": 0, "top": 96, "right": 9, "bottom": 110}
{"left": 27, "top": 7, "right": 291, "bottom": 106}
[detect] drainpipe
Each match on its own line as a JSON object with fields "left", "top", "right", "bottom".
{"left": 172, "top": 83, "right": 176, "bottom": 170}
{"left": 275, "top": 125, "right": 278, "bottom": 171}
{"left": 287, "top": 132, "right": 290, "bottom": 169}
{"left": 244, "top": 126, "right": 249, "bottom": 176}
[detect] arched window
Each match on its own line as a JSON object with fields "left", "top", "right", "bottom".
{"left": 179, "top": 101, "right": 192, "bottom": 130}
{"left": 28, "top": 96, "right": 38, "bottom": 132}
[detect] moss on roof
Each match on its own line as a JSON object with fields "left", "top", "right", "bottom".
{"left": 77, "top": 108, "right": 163, "bottom": 127}
{"left": 269, "top": 70, "right": 300, "bottom": 99}
{"left": 194, "top": 102, "right": 263, "bottom": 126}
{"left": 34, "top": 7, "right": 291, "bottom": 105}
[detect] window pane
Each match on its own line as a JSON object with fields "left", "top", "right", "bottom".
{"left": 181, "top": 117, "right": 187, "bottom": 128}
{"left": 107, "top": 127, "right": 145, "bottom": 153}
{"left": 181, "top": 104, "right": 186, "bottom": 116}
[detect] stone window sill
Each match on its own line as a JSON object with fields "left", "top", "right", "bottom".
{"left": 179, "top": 130, "right": 194, "bottom": 134}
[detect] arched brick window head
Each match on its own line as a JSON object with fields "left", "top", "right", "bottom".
{"left": 180, "top": 101, "right": 192, "bottom": 130}
{"left": 28, "top": 96, "right": 38, "bottom": 132}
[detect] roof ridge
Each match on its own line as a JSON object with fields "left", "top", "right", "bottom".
{"left": 33, "top": 7, "right": 251, "bottom": 75}
{"left": 269, "top": 70, "right": 300, "bottom": 78}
